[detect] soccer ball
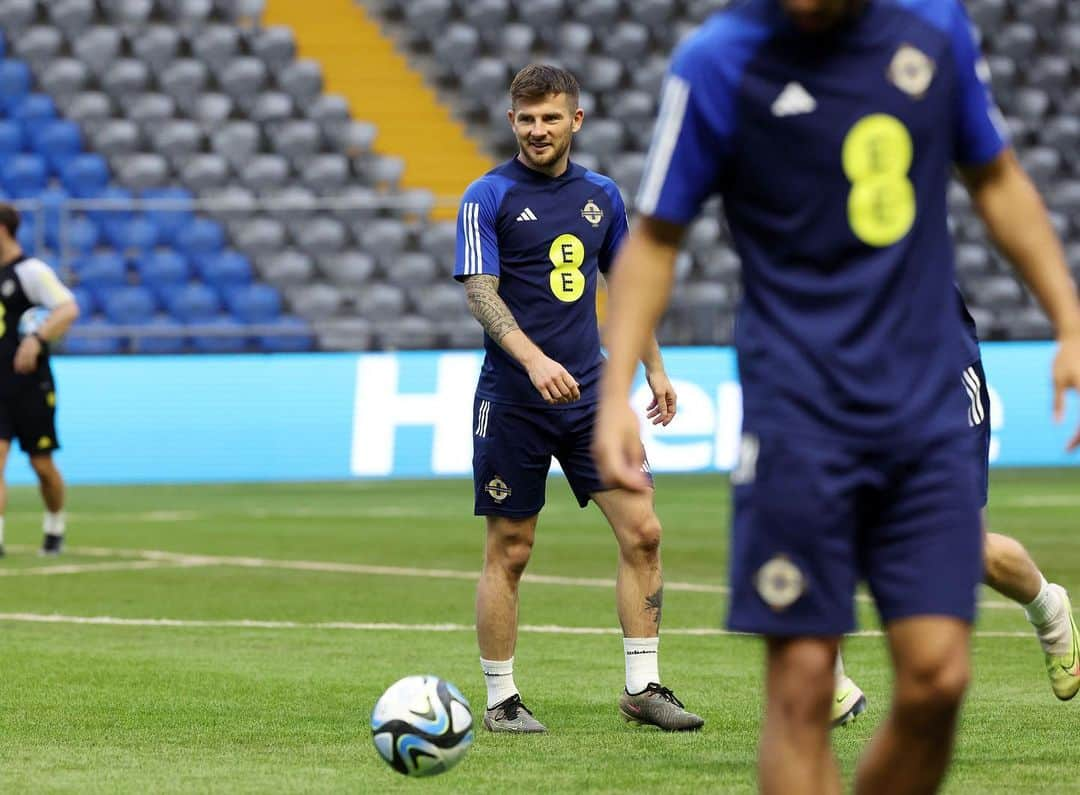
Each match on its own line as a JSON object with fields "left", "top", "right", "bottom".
{"left": 370, "top": 675, "right": 474, "bottom": 777}
{"left": 18, "top": 307, "right": 49, "bottom": 338}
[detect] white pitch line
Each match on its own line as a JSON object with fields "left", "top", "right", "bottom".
{"left": 997, "top": 496, "right": 1080, "bottom": 508}
{"left": 0, "top": 613, "right": 1040, "bottom": 639}
{"left": 0, "top": 560, "right": 203, "bottom": 577}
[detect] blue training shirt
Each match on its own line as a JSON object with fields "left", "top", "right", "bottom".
{"left": 455, "top": 157, "right": 629, "bottom": 408}
{"left": 639, "top": 0, "right": 1007, "bottom": 443}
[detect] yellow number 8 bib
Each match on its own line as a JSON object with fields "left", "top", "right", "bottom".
{"left": 842, "top": 114, "right": 916, "bottom": 248}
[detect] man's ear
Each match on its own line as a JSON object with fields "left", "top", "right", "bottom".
{"left": 571, "top": 107, "right": 585, "bottom": 133}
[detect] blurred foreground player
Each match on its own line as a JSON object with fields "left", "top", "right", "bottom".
{"left": 594, "top": 1, "right": 1080, "bottom": 792}
{"left": 0, "top": 203, "right": 79, "bottom": 557}
{"left": 455, "top": 65, "right": 702, "bottom": 733}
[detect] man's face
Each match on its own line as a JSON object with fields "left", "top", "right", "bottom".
{"left": 781, "top": 0, "right": 856, "bottom": 33}
{"left": 509, "top": 93, "right": 583, "bottom": 171}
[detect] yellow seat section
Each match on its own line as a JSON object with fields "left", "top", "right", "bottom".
{"left": 263, "top": 0, "right": 494, "bottom": 218}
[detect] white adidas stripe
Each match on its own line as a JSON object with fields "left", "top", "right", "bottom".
{"left": 637, "top": 74, "right": 690, "bottom": 215}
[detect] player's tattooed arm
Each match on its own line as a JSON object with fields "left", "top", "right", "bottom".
{"left": 463, "top": 274, "right": 519, "bottom": 344}
{"left": 645, "top": 585, "right": 663, "bottom": 627}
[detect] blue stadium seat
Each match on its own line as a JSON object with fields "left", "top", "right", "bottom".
{"left": 134, "top": 314, "right": 186, "bottom": 354}
{"left": 60, "top": 154, "right": 110, "bottom": 198}
{"left": 136, "top": 250, "right": 191, "bottom": 296}
{"left": 190, "top": 315, "right": 248, "bottom": 353}
{"left": 0, "top": 60, "right": 32, "bottom": 112}
{"left": 0, "top": 153, "right": 48, "bottom": 198}
{"left": 101, "top": 285, "right": 158, "bottom": 323}
{"left": 73, "top": 251, "right": 127, "bottom": 290}
{"left": 70, "top": 285, "right": 97, "bottom": 316}
{"left": 103, "top": 214, "right": 160, "bottom": 252}
{"left": 0, "top": 120, "right": 23, "bottom": 156}
{"left": 141, "top": 186, "right": 194, "bottom": 245}
{"left": 196, "top": 249, "right": 252, "bottom": 288}
{"left": 63, "top": 316, "right": 124, "bottom": 355}
{"left": 165, "top": 282, "right": 222, "bottom": 322}
{"left": 89, "top": 184, "right": 135, "bottom": 229}
{"left": 175, "top": 216, "right": 226, "bottom": 264}
{"left": 256, "top": 315, "right": 315, "bottom": 353}
{"left": 37, "top": 184, "right": 71, "bottom": 248}
{"left": 224, "top": 283, "right": 282, "bottom": 322}
{"left": 15, "top": 214, "right": 37, "bottom": 252}
{"left": 10, "top": 93, "right": 58, "bottom": 142}
{"left": 66, "top": 214, "right": 101, "bottom": 254}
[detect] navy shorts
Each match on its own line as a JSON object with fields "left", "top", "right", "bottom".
{"left": 727, "top": 429, "right": 983, "bottom": 637}
{"left": 472, "top": 397, "right": 648, "bottom": 517}
{"left": 963, "top": 358, "right": 991, "bottom": 507}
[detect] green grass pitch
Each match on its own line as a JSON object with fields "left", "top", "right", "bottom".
{"left": 0, "top": 470, "right": 1078, "bottom": 793}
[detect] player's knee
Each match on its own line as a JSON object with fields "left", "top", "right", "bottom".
{"left": 619, "top": 514, "right": 662, "bottom": 560}
{"left": 487, "top": 528, "right": 534, "bottom": 579}
{"left": 29, "top": 454, "right": 56, "bottom": 479}
{"left": 984, "top": 533, "right": 1023, "bottom": 578}
{"left": 895, "top": 652, "right": 970, "bottom": 720}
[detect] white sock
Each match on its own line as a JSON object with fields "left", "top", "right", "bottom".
{"left": 624, "top": 637, "right": 660, "bottom": 694}
{"left": 44, "top": 511, "right": 65, "bottom": 537}
{"left": 1025, "top": 578, "right": 1072, "bottom": 655}
{"left": 835, "top": 650, "right": 847, "bottom": 684}
{"left": 0, "top": 516, "right": 5, "bottom": 545}
{"left": 480, "top": 657, "right": 518, "bottom": 709}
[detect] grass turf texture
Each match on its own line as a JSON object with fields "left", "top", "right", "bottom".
{"left": 0, "top": 470, "right": 1078, "bottom": 793}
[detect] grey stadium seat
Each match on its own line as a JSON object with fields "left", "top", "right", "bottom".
{"left": 631, "top": 55, "right": 668, "bottom": 96}
{"left": 317, "top": 250, "right": 375, "bottom": 286}
{"left": 328, "top": 185, "right": 380, "bottom": 223}
{"left": 294, "top": 216, "right": 347, "bottom": 257}
{"left": 443, "top": 317, "right": 484, "bottom": 350}
{"left": 285, "top": 283, "right": 344, "bottom": 320}
{"left": 410, "top": 283, "right": 466, "bottom": 318}
{"left": 601, "top": 21, "right": 651, "bottom": 64}
{"left": 1041, "top": 116, "right": 1080, "bottom": 153}
{"left": 698, "top": 247, "right": 741, "bottom": 280}
{"left": 403, "top": 0, "right": 452, "bottom": 38}
{"left": 101, "top": 0, "right": 154, "bottom": 30}
{"left": 993, "top": 24, "right": 1038, "bottom": 61}
{"left": 966, "top": 275, "right": 1025, "bottom": 308}
{"left": 377, "top": 315, "right": 439, "bottom": 351}
{"left": 460, "top": 59, "right": 510, "bottom": 105}
{"left": 219, "top": 57, "right": 269, "bottom": 104}
{"left": 159, "top": 59, "right": 211, "bottom": 110}
{"left": 685, "top": 216, "right": 722, "bottom": 258}
{"left": 250, "top": 26, "right": 296, "bottom": 75}
{"left": 40, "top": 59, "right": 90, "bottom": 104}
{"left": 554, "top": 22, "right": 593, "bottom": 73}
{"left": 126, "top": 93, "right": 177, "bottom": 128}
{"left": 260, "top": 185, "right": 317, "bottom": 221}
{"left": 50, "top": 0, "right": 96, "bottom": 38}
{"left": 1019, "top": 147, "right": 1062, "bottom": 187}
{"left": 1014, "top": 0, "right": 1061, "bottom": 37}
{"left": 355, "top": 155, "right": 404, "bottom": 190}
{"left": 240, "top": 154, "right": 290, "bottom": 193}
{"left": 329, "top": 119, "right": 377, "bottom": 155}
{"left": 0, "top": 0, "right": 37, "bottom": 37}
{"left": 573, "top": 118, "right": 625, "bottom": 156}
{"left": 73, "top": 27, "right": 124, "bottom": 77}
{"left": 1012, "top": 88, "right": 1050, "bottom": 124}
{"left": 14, "top": 27, "right": 64, "bottom": 71}
{"left": 1028, "top": 56, "right": 1072, "bottom": 101}
{"left": 305, "top": 94, "right": 350, "bottom": 135}
{"left": 434, "top": 24, "right": 480, "bottom": 75}
{"left": 574, "top": 0, "right": 619, "bottom": 27}
{"left": 151, "top": 120, "right": 205, "bottom": 166}
{"left": 91, "top": 120, "right": 141, "bottom": 158}
{"left": 497, "top": 24, "right": 536, "bottom": 71}
{"left": 631, "top": 0, "right": 676, "bottom": 26}
{"left": 65, "top": 92, "right": 114, "bottom": 128}
{"left": 163, "top": 0, "right": 213, "bottom": 32}
{"left": 300, "top": 154, "right": 350, "bottom": 193}
{"left": 256, "top": 248, "right": 315, "bottom": 285}
{"left": 270, "top": 119, "right": 321, "bottom": 160}
{"left": 1005, "top": 306, "right": 1053, "bottom": 340}
{"left": 278, "top": 60, "right": 324, "bottom": 109}
{"left": 102, "top": 59, "right": 152, "bottom": 101}
{"left": 179, "top": 153, "right": 231, "bottom": 191}
{"left": 200, "top": 184, "right": 257, "bottom": 218}
{"left": 384, "top": 252, "right": 437, "bottom": 287}
{"left": 419, "top": 221, "right": 456, "bottom": 263}
{"left": 583, "top": 56, "right": 624, "bottom": 94}
{"left": 116, "top": 153, "right": 169, "bottom": 191}
{"left": 249, "top": 91, "right": 295, "bottom": 125}
{"left": 132, "top": 26, "right": 181, "bottom": 75}
{"left": 190, "top": 93, "right": 235, "bottom": 132}
{"left": 607, "top": 151, "right": 646, "bottom": 197}
{"left": 192, "top": 26, "right": 242, "bottom": 73}
{"left": 356, "top": 282, "right": 407, "bottom": 322}
{"left": 356, "top": 219, "right": 408, "bottom": 267}
{"left": 954, "top": 243, "right": 992, "bottom": 278}
{"left": 211, "top": 121, "right": 261, "bottom": 168}
{"left": 232, "top": 216, "right": 288, "bottom": 257}
{"left": 313, "top": 318, "right": 373, "bottom": 351}
{"left": 518, "top": 0, "right": 564, "bottom": 31}
{"left": 463, "top": 0, "right": 510, "bottom": 35}
{"left": 968, "top": 0, "right": 1007, "bottom": 31}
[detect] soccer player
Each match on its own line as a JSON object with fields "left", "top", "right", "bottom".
{"left": 0, "top": 203, "right": 79, "bottom": 558}
{"left": 454, "top": 65, "right": 703, "bottom": 733}
{"left": 593, "top": 1, "right": 1080, "bottom": 792}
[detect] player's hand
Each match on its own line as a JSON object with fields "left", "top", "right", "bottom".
{"left": 1053, "top": 332, "right": 1080, "bottom": 452}
{"left": 13, "top": 336, "right": 41, "bottom": 374}
{"left": 526, "top": 354, "right": 580, "bottom": 405}
{"left": 645, "top": 370, "right": 677, "bottom": 426}
{"left": 592, "top": 397, "right": 651, "bottom": 492}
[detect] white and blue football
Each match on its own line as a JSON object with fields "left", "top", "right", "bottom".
{"left": 370, "top": 675, "right": 473, "bottom": 777}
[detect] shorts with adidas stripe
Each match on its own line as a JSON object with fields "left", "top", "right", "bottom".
{"left": 962, "top": 359, "right": 991, "bottom": 507}
{"left": 471, "top": 396, "right": 651, "bottom": 517}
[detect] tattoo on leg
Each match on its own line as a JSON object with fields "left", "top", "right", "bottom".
{"left": 645, "top": 585, "right": 663, "bottom": 626}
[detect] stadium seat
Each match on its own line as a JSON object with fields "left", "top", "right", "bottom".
{"left": 91, "top": 119, "right": 141, "bottom": 159}
{"left": 190, "top": 314, "right": 248, "bottom": 353}
{"left": 316, "top": 250, "right": 375, "bottom": 286}
{"left": 165, "top": 282, "right": 222, "bottom": 321}
{"left": 60, "top": 154, "right": 109, "bottom": 198}
{"left": 142, "top": 186, "right": 195, "bottom": 245}
{"left": 385, "top": 252, "right": 437, "bottom": 287}
{"left": 270, "top": 120, "right": 321, "bottom": 160}
{"left": 0, "top": 120, "right": 23, "bottom": 157}
{"left": 40, "top": 59, "right": 91, "bottom": 106}
{"left": 101, "top": 0, "right": 154, "bottom": 30}
{"left": 101, "top": 285, "right": 158, "bottom": 323}
{"left": 224, "top": 282, "right": 282, "bottom": 322}
{"left": 0, "top": 59, "right": 33, "bottom": 112}
{"left": 192, "top": 25, "right": 242, "bottom": 73}
{"left": 103, "top": 214, "right": 160, "bottom": 253}
{"left": 219, "top": 57, "right": 269, "bottom": 104}
{"left": 410, "top": 282, "right": 466, "bottom": 318}
{"left": 102, "top": 59, "right": 152, "bottom": 101}
{"left": 73, "top": 26, "right": 123, "bottom": 77}
{"left": 132, "top": 313, "right": 187, "bottom": 354}
{"left": 73, "top": 251, "right": 128, "bottom": 289}
{"left": 63, "top": 316, "right": 124, "bottom": 355}
{"left": 127, "top": 93, "right": 178, "bottom": 134}
{"left": 189, "top": 92, "right": 234, "bottom": 132}
{"left": 312, "top": 317, "right": 372, "bottom": 351}
{"left": 115, "top": 153, "right": 170, "bottom": 192}
{"left": 574, "top": 0, "right": 620, "bottom": 27}
{"left": 0, "top": 153, "right": 48, "bottom": 199}
{"left": 231, "top": 216, "right": 286, "bottom": 258}
{"left": 132, "top": 25, "right": 181, "bottom": 75}
{"left": 210, "top": 121, "right": 261, "bottom": 167}
{"left": 256, "top": 248, "right": 315, "bottom": 285}
{"left": 256, "top": 314, "right": 315, "bottom": 353}
{"left": 356, "top": 282, "right": 406, "bottom": 322}
{"left": 64, "top": 215, "right": 101, "bottom": 254}
{"left": 260, "top": 185, "right": 316, "bottom": 221}
{"left": 0, "top": 0, "right": 37, "bottom": 38}
{"left": 293, "top": 216, "right": 347, "bottom": 258}
{"left": 179, "top": 153, "right": 231, "bottom": 192}
{"left": 300, "top": 154, "right": 349, "bottom": 194}
{"left": 136, "top": 249, "right": 191, "bottom": 293}
{"left": 249, "top": 91, "right": 295, "bottom": 125}
{"left": 240, "top": 154, "right": 290, "bottom": 193}
{"left": 377, "top": 315, "right": 439, "bottom": 351}
{"left": 70, "top": 285, "right": 97, "bottom": 316}
{"left": 249, "top": 26, "right": 295, "bottom": 74}
{"left": 284, "top": 283, "right": 343, "bottom": 320}
{"left": 197, "top": 249, "right": 253, "bottom": 288}
{"left": 11, "top": 94, "right": 58, "bottom": 141}
{"left": 12, "top": 26, "right": 63, "bottom": 71}
{"left": 160, "top": 59, "right": 211, "bottom": 111}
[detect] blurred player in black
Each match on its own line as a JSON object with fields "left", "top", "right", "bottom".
{"left": 0, "top": 203, "right": 79, "bottom": 557}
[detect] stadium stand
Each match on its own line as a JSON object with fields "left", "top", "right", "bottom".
{"left": 0, "top": 0, "right": 1076, "bottom": 352}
